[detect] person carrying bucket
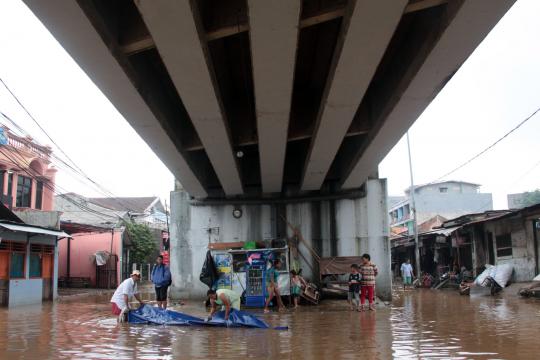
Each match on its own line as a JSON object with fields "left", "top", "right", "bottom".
{"left": 207, "top": 289, "right": 241, "bottom": 323}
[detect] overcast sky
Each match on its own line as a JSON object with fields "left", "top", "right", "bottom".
{"left": 0, "top": 0, "right": 538, "bottom": 209}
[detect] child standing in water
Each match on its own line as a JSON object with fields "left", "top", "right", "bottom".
{"left": 348, "top": 264, "right": 361, "bottom": 311}
{"left": 359, "top": 253, "right": 378, "bottom": 311}
{"left": 290, "top": 270, "right": 305, "bottom": 308}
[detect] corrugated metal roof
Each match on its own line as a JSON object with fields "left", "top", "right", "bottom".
{"left": 88, "top": 197, "right": 160, "bottom": 213}
{"left": 0, "top": 221, "right": 71, "bottom": 237}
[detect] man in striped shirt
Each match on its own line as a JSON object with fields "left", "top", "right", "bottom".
{"left": 359, "top": 253, "right": 378, "bottom": 311}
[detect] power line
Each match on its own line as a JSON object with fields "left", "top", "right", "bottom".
{"left": 0, "top": 108, "right": 144, "bottom": 212}
{"left": 0, "top": 77, "right": 88, "bottom": 176}
{"left": 471, "top": 158, "right": 540, "bottom": 213}
{"left": 0, "top": 146, "right": 120, "bottom": 222}
{"left": 429, "top": 106, "right": 540, "bottom": 184}
{"left": 0, "top": 79, "right": 145, "bottom": 211}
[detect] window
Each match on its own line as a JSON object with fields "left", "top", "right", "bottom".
{"left": 0, "top": 170, "right": 4, "bottom": 195}
{"left": 7, "top": 172, "right": 12, "bottom": 196}
{"left": 495, "top": 233, "right": 513, "bottom": 257}
{"left": 35, "top": 181, "right": 44, "bottom": 210}
{"left": 16, "top": 175, "right": 32, "bottom": 207}
{"left": 439, "top": 187, "right": 448, "bottom": 193}
{"left": 10, "top": 253, "right": 25, "bottom": 278}
{"left": 30, "top": 253, "right": 42, "bottom": 278}
{"left": 0, "top": 241, "right": 26, "bottom": 278}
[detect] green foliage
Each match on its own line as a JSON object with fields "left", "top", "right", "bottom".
{"left": 521, "top": 189, "right": 540, "bottom": 207}
{"left": 125, "top": 222, "right": 156, "bottom": 264}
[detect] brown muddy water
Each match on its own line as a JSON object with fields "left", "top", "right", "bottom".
{"left": 0, "top": 288, "right": 539, "bottom": 359}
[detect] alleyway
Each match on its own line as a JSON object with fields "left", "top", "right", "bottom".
{"left": 0, "top": 287, "right": 538, "bottom": 359}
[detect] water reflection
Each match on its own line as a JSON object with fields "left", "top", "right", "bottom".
{"left": 0, "top": 290, "right": 538, "bottom": 359}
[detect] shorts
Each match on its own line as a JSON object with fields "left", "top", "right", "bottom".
{"left": 111, "top": 302, "right": 122, "bottom": 315}
{"left": 155, "top": 286, "right": 169, "bottom": 301}
{"left": 291, "top": 285, "right": 302, "bottom": 297}
{"left": 403, "top": 276, "right": 412, "bottom": 285}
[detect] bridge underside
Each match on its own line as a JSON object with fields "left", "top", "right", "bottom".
{"left": 25, "top": 0, "right": 515, "bottom": 200}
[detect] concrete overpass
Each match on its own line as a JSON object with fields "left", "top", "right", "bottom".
{"left": 25, "top": 0, "right": 515, "bottom": 300}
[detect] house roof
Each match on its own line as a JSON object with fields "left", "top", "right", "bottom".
{"left": 60, "top": 221, "right": 115, "bottom": 234}
{"left": 88, "top": 197, "right": 161, "bottom": 213}
{"left": 55, "top": 193, "right": 126, "bottom": 228}
{"left": 417, "top": 215, "right": 447, "bottom": 233}
{"left": 439, "top": 210, "right": 513, "bottom": 229}
{"left": 0, "top": 221, "right": 70, "bottom": 238}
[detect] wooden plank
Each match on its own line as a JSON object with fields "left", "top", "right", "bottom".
{"left": 206, "top": 24, "right": 249, "bottom": 41}
{"left": 208, "top": 242, "right": 245, "bottom": 250}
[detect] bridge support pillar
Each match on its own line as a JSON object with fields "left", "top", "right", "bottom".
{"left": 169, "top": 179, "right": 391, "bottom": 301}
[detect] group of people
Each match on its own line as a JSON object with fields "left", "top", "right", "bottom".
{"left": 111, "top": 253, "right": 380, "bottom": 321}
{"left": 110, "top": 255, "right": 171, "bottom": 319}
{"left": 347, "top": 254, "right": 379, "bottom": 311}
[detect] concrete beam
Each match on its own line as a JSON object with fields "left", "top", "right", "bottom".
{"left": 23, "top": 0, "right": 207, "bottom": 198}
{"left": 135, "top": 0, "right": 243, "bottom": 196}
{"left": 342, "top": 0, "right": 516, "bottom": 189}
{"left": 122, "top": 1, "right": 448, "bottom": 56}
{"left": 248, "top": 0, "right": 301, "bottom": 193}
{"left": 301, "top": 0, "right": 407, "bottom": 191}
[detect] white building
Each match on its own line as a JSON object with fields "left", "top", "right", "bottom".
{"left": 389, "top": 181, "right": 493, "bottom": 233}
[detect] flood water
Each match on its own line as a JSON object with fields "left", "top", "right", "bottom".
{"left": 0, "top": 288, "right": 539, "bottom": 359}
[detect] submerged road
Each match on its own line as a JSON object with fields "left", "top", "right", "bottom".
{"left": 0, "top": 287, "right": 538, "bottom": 359}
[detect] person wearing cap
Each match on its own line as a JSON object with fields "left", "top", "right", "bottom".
{"left": 110, "top": 270, "right": 144, "bottom": 319}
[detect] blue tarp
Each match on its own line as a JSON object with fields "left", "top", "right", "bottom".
{"left": 128, "top": 305, "right": 271, "bottom": 329}
{"left": 128, "top": 305, "right": 202, "bottom": 325}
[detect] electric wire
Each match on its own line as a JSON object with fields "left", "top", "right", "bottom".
{"left": 0, "top": 146, "right": 121, "bottom": 223}
{"left": 0, "top": 109, "right": 145, "bottom": 212}
{"left": 428, "top": 106, "right": 540, "bottom": 185}
{"left": 0, "top": 79, "right": 146, "bottom": 211}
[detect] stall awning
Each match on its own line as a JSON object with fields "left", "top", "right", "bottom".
{"left": 423, "top": 226, "right": 461, "bottom": 237}
{"left": 0, "top": 222, "right": 71, "bottom": 238}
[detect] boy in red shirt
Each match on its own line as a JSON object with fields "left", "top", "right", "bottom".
{"left": 359, "top": 253, "right": 378, "bottom": 311}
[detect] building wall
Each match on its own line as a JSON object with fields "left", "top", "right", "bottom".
{"left": 0, "top": 230, "right": 58, "bottom": 307}
{"left": 482, "top": 217, "right": 537, "bottom": 282}
{"left": 415, "top": 192, "right": 493, "bottom": 224}
{"left": 413, "top": 182, "right": 479, "bottom": 196}
{"left": 169, "top": 179, "right": 392, "bottom": 301}
{"left": 57, "top": 230, "right": 123, "bottom": 286}
{"left": 390, "top": 192, "right": 493, "bottom": 226}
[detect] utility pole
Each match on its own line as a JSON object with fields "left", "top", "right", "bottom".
{"left": 406, "top": 131, "right": 421, "bottom": 277}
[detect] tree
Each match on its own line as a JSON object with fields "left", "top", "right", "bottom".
{"left": 125, "top": 222, "right": 156, "bottom": 264}
{"left": 521, "top": 189, "right": 540, "bottom": 207}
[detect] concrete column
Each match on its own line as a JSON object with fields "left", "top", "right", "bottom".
{"left": 168, "top": 183, "right": 391, "bottom": 300}
{"left": 286, "top": 203, "right": 317, "bottom": 281}
{"left": 53, "top": 240, "right": 59, "bottom": 299}
{"left": 11, "top": 173, "right": 18, "bottom": 207}
{"left": 356, "top": 196, "right": 370, "bottom": 256}
{"left": 30, "top": 178, "right": 37, "bottom": 209}
{"left": 335, "top": 199, "right": 358, "bottom": 256}
{"left": 169, "top": 190, "right": 195, "bottom": 299}
{"left": 25, "top": 237, "right": 30, "bottom": 279}
{"left": 366, "top": 179, "right": 391, "bottom": 301}
{"left": 319, "top": 201, "right": 333, "bottom": 257}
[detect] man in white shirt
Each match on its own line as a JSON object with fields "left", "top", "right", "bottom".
{"left": 111, "top": 270, "right": 144, "bottom": 318}
{"left": 401, "top": 259, "right": 415, "bottom": 290}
